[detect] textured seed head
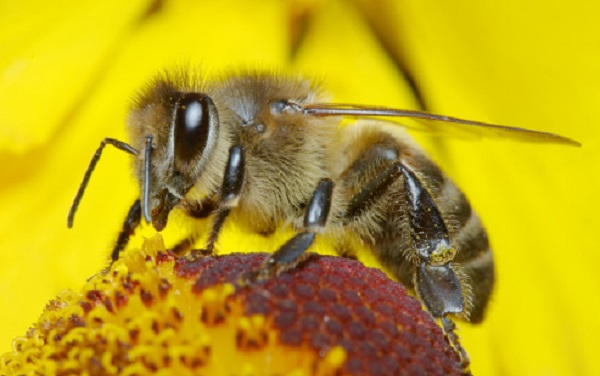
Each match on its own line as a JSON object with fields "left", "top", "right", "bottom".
{"left": 1, "top": 235, "right": 463, "bottom": 375}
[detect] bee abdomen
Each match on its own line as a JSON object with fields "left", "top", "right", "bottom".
{"left": 452, "top": 211, "right": 494, "bottom": 322}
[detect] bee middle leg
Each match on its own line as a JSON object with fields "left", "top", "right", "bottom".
{"left": 175, "top": 145, "right": 246, "bottom": 259}
{"left": 242, "top": 178, "right": 334, "bottom": 282}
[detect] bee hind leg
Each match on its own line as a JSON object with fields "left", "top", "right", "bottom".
{"left": 401, "top": 163, "right": 470, "bottom": 372}
{"left": 343, "top": 158, "right": 470, "bottom": 371}
{"left": 442, "top": 316, "right": 471, "bottom": 375}
{"left": 242, "top": 178, "right": 334, "bottom": 283}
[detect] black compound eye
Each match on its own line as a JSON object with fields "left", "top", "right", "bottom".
{"left": 174, "top": 93, "right": 215, "bottom": 163}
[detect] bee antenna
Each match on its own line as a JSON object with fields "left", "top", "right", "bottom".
{"left": 142, "top": 135, "right": 153, "bottom": 223}
{"left": 68, "top": 138, "right": 138, "bottom": 228}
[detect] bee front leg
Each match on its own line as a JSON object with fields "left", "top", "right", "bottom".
{"left": 400, "top": 163, "right": 470, "bottom": 371}
{"left": 242, "top": 178, "right": 334, "bottom": 282}
{"left": 111, "top": 199, "right": 142, "bottom": 262}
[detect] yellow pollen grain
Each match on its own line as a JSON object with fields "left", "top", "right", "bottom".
{"left": 101, "top": 351, "right": 117, "bottom": 374}
{"left": 200, "top": 287, "right": 224, "bottom": 325}
{"left": 314, "top": 345, "right": 347, "bottom": 376}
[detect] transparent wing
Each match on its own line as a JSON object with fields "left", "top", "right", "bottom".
{"left": 302, "top": 103, "right": 581, "bottom": 147}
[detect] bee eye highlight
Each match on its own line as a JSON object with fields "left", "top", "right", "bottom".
{"left": 174, "top": 93, "right": 215, "bottom": 163}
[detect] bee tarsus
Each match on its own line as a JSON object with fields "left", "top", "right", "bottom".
{"left": 442, "top": 316, "right": 472, "bottom": 375}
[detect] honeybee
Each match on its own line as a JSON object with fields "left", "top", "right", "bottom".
{"left": 68, "top": 69, "right": 579, "bottom": 369}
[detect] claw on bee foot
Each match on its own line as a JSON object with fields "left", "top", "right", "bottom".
{"left": 183, "top": 248, "right": 213, "bottom": 261}
{"left": 236, "top": 266, "right": 267, "bottom": 287}
{"left": 235, "top": 253, "right": 278, "bottom": 287}
{"left": 441, "top": 316, "right": 471, "bottom": 375}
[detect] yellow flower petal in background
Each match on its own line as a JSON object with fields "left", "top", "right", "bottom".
{"left": 354, "top": 0, "right": 600, "bottom": 375}
{"left": 291, "top": 0, "right": 419, "bottom": 107}
{"left": 0, "top": 0, "right": 150, "bottom": 153}
{"left": 0, "top": 0, "right": 598, "bottom": 375}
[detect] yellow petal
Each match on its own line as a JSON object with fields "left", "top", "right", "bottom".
{"left": 355, "top": 0, "right": 599, "bottom": 375}
{"left": 0, "top": 0, "right": 152, "bottom": 153}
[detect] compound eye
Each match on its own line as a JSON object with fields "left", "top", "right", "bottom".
{"left": 173, "top": 93, "right": 216, "bottom": 163}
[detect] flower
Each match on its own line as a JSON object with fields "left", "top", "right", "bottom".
{"left": 0, "top": 0, "right": 598, "bottom": 375}
{"left": 1, "top": 234, "right": 464, "bottom": 375}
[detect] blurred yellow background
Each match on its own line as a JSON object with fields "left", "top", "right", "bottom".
{"left": 0, "top": 0, "right": 598, "bottom": 375}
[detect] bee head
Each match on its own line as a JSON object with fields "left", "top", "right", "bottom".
{"left": 131, "top": 88, "right": 220, "bottom": 231}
